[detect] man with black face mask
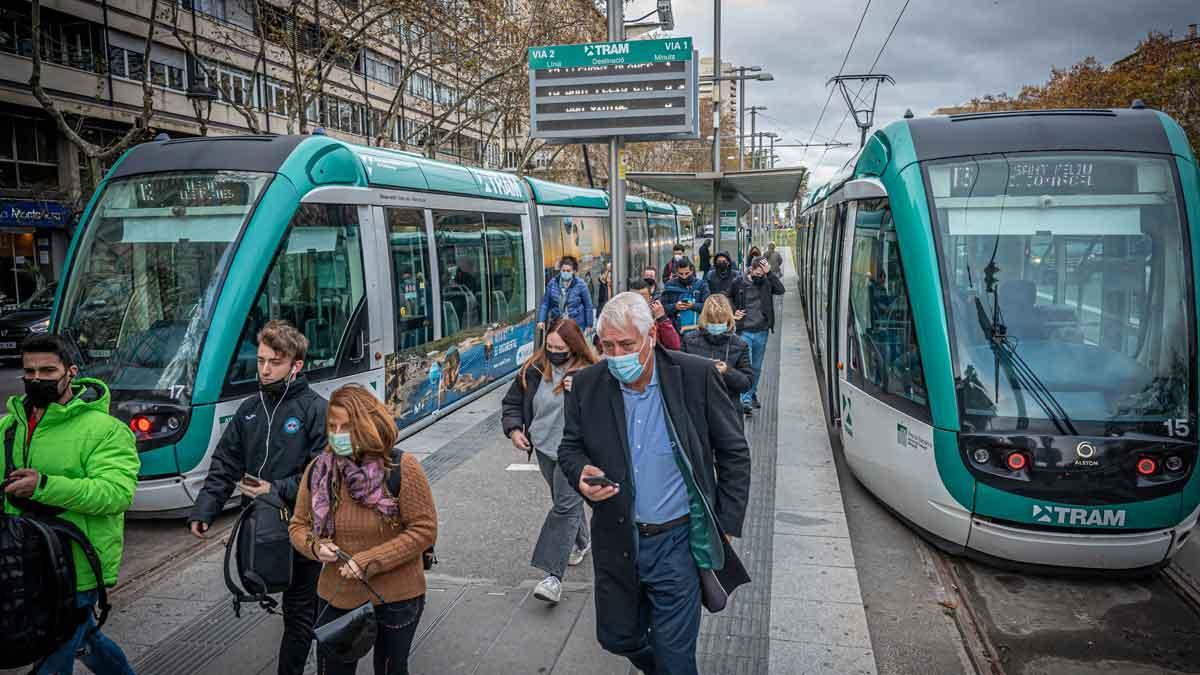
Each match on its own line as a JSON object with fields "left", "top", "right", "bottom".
{"left": 705, "top": 251, "right": 737, "bottom": 297}
{"left": 730, "top": 257, "right": 785, "bottom": 413}
{"left": 2, "top": 334, "right": 139, "bottom": 674}
{"left": 190, "top": 320, "right": 327, "bottom": 675}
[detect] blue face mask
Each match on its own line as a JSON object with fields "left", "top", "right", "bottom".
{"left": 606, "top": 336, "right": 649, "bottom": 384}
{"left": 706, "top": 323, "right": 729, "bottom": 335}
{"left": 560, "top": 270, "right": 574, "bottom": 282}
{"left": 329, "top": 432, "right": 354, "bottom": 457}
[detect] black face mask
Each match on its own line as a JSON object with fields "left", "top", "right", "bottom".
{"left": 716, "top": 262, "right": 730, "bottom": 272}
{"left": 260, "top": 367, "right": 296, "bottom": 398}
{"left": 547, "top": 351, "right": 571, "bottom": 367}
{"left": 753, "top": 275, "right": 766, "bottom": 285}
{"left": 25, "top": 374, "right": 67, "bottom": 409}
{"left": 643, "top": 277, "right": 656, "bottom": 287}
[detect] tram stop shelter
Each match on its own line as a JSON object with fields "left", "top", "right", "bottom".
{"left": 627, "top": 166, "right": 808, "bottom": 262}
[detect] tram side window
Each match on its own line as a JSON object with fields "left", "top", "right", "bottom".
{"left": 845, "top": 202, "right": 929, "bottom": 418}
{"left": 387, "top": 208, "right": 433, "bottom": 351}
{"left": 435, "top": 211, "right": 487, "bottom": 335}
{"left": 483, "top": 212, "right": 527, "bottom": 324}
{"left": 225, "top": 204, "right": 366, "bottom": 391}
{"left": 539, "top": 216, "right": 564, "bottom": 283}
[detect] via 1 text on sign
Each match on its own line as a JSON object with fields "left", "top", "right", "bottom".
{"left": 528, "top": 38, "right": 699, "bottom": 143}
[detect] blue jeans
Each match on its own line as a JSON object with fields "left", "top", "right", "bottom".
{"left": 739, "top": 329, "right": 769, "bottom": 404}
{"left": 610, "top": 524, "right": 701, "bottom": 675}
{"left": 38, "top": 591, "right": 134, "bottom": 675}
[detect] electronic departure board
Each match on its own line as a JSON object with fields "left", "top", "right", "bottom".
{"left": 945, "top": 156, "right": 1140, "bottom": 198}
{"left": 528, "top": 38, "right": 699, "bottom": 143}
{"left": 134, "top": 174, "right": 253, "bottom": 208}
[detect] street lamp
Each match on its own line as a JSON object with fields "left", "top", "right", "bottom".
{"left": 185, "top": 3, "right": 218, "bottom": 134}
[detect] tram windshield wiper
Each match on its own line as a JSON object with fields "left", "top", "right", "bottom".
{"left": 974, "top": 293, "right": 1079, "bottom": 437}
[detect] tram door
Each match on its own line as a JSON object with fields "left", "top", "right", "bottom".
{"left": 825, "top": 203, "right": 849, "bottom": 424}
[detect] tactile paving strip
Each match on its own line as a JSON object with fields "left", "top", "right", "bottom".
{"left": 132, "top": 411, "right": 501, "bottom": 675}
{"left": 697, "top": 298, "right": 782, "bottom": 675}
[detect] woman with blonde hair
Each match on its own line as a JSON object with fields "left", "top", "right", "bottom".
{"left": 682, "top": 293, "right": 755, "bottom": 417}
{"left": 290, "top": 384, "right": 437, "bottom": 675}
{"left": 501, "top": 317, "right": 599, "bottom": 604}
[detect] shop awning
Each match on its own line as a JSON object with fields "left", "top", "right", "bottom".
{"left": 626, "top": 167, "right": 807, "bottom": 217}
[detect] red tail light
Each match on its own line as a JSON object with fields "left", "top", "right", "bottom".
{"left": 1005, "top": 452, "right": 1028, "bottom": 471}
{"left": 130, "top": 416, "right": 153, "bottom": 434}
{"left": 1136, "top": 457, "right": 1158, "bottom": 476}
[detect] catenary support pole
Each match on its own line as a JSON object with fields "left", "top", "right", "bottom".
{"left": 608, "top": 0, "right": 626, "bottom": 290}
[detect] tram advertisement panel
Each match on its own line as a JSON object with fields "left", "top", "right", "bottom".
{"left": 384, "top": 313, "right": 536, "bottom": 425}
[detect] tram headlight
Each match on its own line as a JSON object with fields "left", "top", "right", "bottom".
{"left": 1164, "top": 455, "right": 1184, "bottom": 472}
{"left": 972, "top": 449, "right": 991, "bottom": 464}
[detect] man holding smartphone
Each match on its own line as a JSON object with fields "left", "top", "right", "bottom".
{"left": 188, "top": 321, "right": 328, "bottom": 675}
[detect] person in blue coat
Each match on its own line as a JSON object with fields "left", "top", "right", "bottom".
{"left": 660, "top": 257, "right": 710, "bottom": 335}
{"left": 538, "top": 255, "right": 595, "bottom": 332}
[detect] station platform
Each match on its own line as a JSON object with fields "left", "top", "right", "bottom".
{"left": 60, "top": 264, "right": 871, "bottom": 675}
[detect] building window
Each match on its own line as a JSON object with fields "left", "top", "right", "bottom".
{"left": 107, "top": 45, "right": 185, "bottom": 91}
{"left": 361, "top": 50, "right": 396, "bottom": 85}
{"left": 180, "top": 0, "right": 226, "bottom": 22}
{"left": 0, "top": 115, "right": 59, "bottom": 191}
{"left": 199, "top": 60, "right": 255, "bottom": 107}
{"left": 266, "top": 79, "right": 291, "bottom": 116}
{"left": 0, "top": 5, "right": 103, "bottom": 73}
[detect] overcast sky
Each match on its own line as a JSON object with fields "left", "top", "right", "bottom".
{"left": 624, "top": 0, "right": 1198, "bottom": 186}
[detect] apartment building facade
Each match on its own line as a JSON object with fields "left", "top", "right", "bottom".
{"left": 0, "top": 0, "right": 601, "bottom": 306}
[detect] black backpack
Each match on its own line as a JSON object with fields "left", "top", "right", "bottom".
{"left": 0, "top": 425, "right": 110, "bottom": 671}
{"left": 224, "top": 490, "right": 294, "bottom": 616}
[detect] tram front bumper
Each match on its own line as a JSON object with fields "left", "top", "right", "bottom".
{"left": 967, "top": 518, "right": 1179, "bottom": 570}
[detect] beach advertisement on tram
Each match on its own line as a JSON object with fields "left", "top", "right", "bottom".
{"left": 384, "top": 313, "right": 536, "bottom": 425}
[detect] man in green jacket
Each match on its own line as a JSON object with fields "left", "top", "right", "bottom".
{"left": 2, "top": 334, "right": 139, "bottom": 675}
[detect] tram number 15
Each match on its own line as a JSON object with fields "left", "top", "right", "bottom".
{"left": 1163, "top": 418, "right": 1191, "bottom": 438}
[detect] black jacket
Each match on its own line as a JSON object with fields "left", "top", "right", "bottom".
{"left": 704, "top": 251, "right": 737, "bottom": 297}
{"left": 501, "top": 366, "right": 544, "bottom": 442}
{"left": 557, "top": 348, "right": 751, "bottom": 644}
{"left": 730, "top": 273, "right": 786, "bottom": 333}
{"left": 190, "top": 376, "right": 328, "bottom": 524}
{"left": 681, "top": 330, "right": 753, "bottom": 397}
{"left": 698, "top": 243, "right": 712, "bottom": 274}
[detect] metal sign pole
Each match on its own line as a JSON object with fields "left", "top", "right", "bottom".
{"left": 608, "top": 0, "right": 626, "bottom": 291}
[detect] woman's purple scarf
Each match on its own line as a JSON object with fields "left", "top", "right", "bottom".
{"left": 310, "top": 451, "right": 399, "bottom": 538}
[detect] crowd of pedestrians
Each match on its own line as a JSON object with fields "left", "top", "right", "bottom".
{"left": 514, "top": 241, "right": 782, "bottom": 673}
{"left": 3, "top": 240, "right": 781, "bottom": 675}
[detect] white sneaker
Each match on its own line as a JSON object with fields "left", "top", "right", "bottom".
{"left": 568, "top": 544, "right": 591, "bottom": 566}
{"left": 534, "top": 575, "right": 562, "bottom": 604}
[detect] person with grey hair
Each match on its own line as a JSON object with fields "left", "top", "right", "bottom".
{"left": 557, "top": 292, "right": 751, "bottom": 674}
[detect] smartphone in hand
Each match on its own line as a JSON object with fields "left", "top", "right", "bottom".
{"left": 583, "top": 475, "right": 618, "bottom": 489}
{"left": 241, "top": 474, "right": 263, "bottom": 487}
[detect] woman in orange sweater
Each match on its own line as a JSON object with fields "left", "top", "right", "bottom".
{"left": 290, "top": 384, "right": 437, "bottom": 675}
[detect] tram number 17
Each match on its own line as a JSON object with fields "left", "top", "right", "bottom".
{"left": 1163, "top": 418, "right": 1190, "bottom": 438}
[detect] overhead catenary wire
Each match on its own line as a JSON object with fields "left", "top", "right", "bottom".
{"left": 814, "top": 0, "right": 914, "bottom": 174}
{"left": 800, "top": 0, "right": 873, "bottom": 160}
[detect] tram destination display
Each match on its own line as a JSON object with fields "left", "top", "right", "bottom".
{"left": 528, "top": 38, "right": 699, "bottom": 143}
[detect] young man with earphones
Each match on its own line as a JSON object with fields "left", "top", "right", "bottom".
{"left": 189, "top": 320, "right": 328, "bottom": 675}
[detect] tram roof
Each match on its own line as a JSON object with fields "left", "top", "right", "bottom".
{"left": 523, "top": 176, "right": 608, "bottom": 210}
{"left": 109, "top": 134, "right": 531, "bottom": 203}
{"left": 641, "top": 197, "right": 676, "bottom": 215}
{"left": 673, "top": 204, "right": 693, "bottom": 218}
{"left": 625, "top": 195, "right": 647, "bottom": 213}
{"left": 894, "top": 108, "right": 1174, "bottom": 164}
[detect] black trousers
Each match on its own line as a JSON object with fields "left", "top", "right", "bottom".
{"left": 278, "top": 553, "right": 323, "bottom": 675}
{"left": 316, "top": 596, "right": 425, "bottom": 675}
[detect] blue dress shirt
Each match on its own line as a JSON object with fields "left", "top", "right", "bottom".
{"left": 620, "top": 365, "right": 690, "bottom": 525}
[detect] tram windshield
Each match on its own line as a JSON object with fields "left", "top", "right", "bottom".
{"left": 57, "top": 170, "right": 272, "bottom": 400}
{"left": 927, "top": 153, "right": 1192, "bottom": 435}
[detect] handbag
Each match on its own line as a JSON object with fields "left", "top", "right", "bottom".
{"left": 314, "top": 550, "right": 386, "bottom": 663}
{"left": 699, "top": 538, "right": 751, "bottom": 613}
